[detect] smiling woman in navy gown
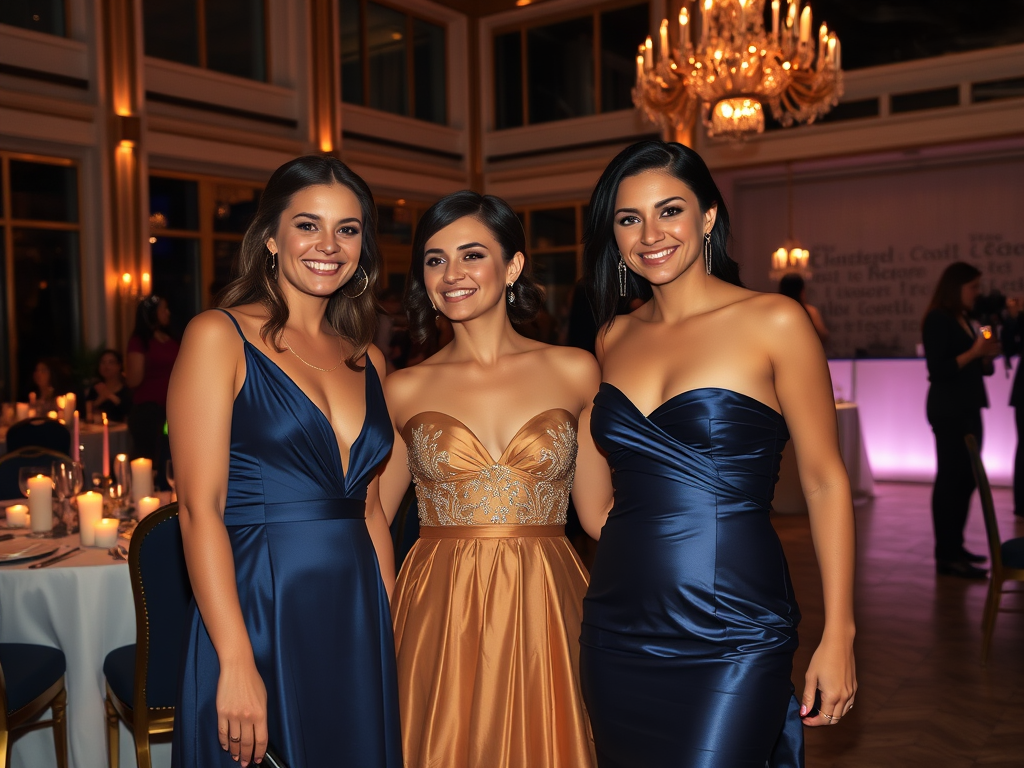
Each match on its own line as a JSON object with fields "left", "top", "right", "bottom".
{"left": 577, "top": 141, "right": 857, "bottom": 768}
{"left": 168, "top": 156, "right": 401, "bottom": 767}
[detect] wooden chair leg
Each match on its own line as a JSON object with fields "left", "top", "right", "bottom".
{"left": 51, "top": 687, "right": 68, "bottom": 768}
{"left": 105, "top": 695, "right": 120, "bottom": 768}
{"left": 981, "top": 577, "right": 1002, "bottom": 665}
{"left": 1, "top": 726, "right": 10, "bottom": 768}
{"left": 133, "top": 725, "right": 152, "bottom": 768}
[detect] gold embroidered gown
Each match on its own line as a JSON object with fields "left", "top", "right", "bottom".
{"left": 391, "top": 409, "right": 595, "bottom": 768}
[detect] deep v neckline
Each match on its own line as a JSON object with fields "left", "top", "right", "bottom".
{"left": 405, "top": 408, "right": 576, "bottom": 466}
{"left": 245, "top": 341, "right": 372, "bottom": 480}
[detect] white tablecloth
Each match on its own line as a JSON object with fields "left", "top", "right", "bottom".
{"left": 773, "top": 402, "right": 875, "bottom": 514}
{"left": 0, "top": 422, "right": 131, "bottom": 480}
{"left": 0, "top": 528, "right": 171, "bottom": 768}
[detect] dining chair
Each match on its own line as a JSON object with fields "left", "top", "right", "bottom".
{"left": 104, "top": 503, "right": 192, "bottom": 768}
{"left": 964, "top": 435, "right": 1024, "bottom": 664}
{"left": 0, "top": 643, "right": 68, "bottom": 768}
{"left": 5, "top": 417, "right": 72, "bottom": 455}
{"left": 0, "top": 447, "right": 71, "bottom": 500}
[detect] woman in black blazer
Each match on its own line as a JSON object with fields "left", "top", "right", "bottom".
{"left": 922, "top": 262, "right": 1001, "bottom": 578}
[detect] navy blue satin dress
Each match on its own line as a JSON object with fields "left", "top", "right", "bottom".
{"left": 172, "top": 310, "right": 402, "bottom": 767}
{"left": 580, "top": 385, "right": 803, "bottom": 768}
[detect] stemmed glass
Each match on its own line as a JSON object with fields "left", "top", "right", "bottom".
{"left": 52, "top": 460, "right": 85, "bottom": 534}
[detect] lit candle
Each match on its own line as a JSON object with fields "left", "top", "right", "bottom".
{"left": 679, "top": 7, "right": 689, "bottom": 49}
{"left": 738, "top": 0, "right": 747, "bottom": 29}
{"left": 28, "top": 475, "right": 53, "bottom": 535}
{"left": 659, "top": 18, "right": 669, "bottom": 63}
{"left": 47, "top": 410, "right": 58, "bottom": 420}
{"left": 644, "top": 36, "right": 653, "bottom": 71}
{"left": 56, "top": 395, "right": 66, "bottom": 411}
{"left": 6, "top": 504, "right": 29, "bottom": 528}
{"left": 77, "top": 491, "right": 104, "bottom": 546}
{"left": 102, "top": 415, "right": 110, "bottom": 477}
{"left": 72, "top": 410, "right": 80, "bottom": 462}
{"left": 142, "top": 272, "right": 151, "bottom": 294}
{"left": 772, "top": 0, "right": 780, "bottom": 37}
{"left": 799, "top": 5, "right": 811, "bottom": 43}
{"left": 16, "top": 402, "right": 29, "bottom": 421}
{"left": 94, "top": 518, "right": 120, "bottom": 549}
{"left": 64, "top": 392, "right": 76, "bottom": 422}
{"left": 131, "top": 458, "right": 154, "bottom": 502}
{"left": 787, "top": 0, "right": 798, "bottom": 42}
{"left": 834, "top": 35, "right": 841, "bottom": 69}
{"left": 703, "top": 0, "right": 713, "bottom": 43}
{"left": 137, "top": 496, "right": 161, "bottom": 519}
{"left": 773, "top": 247, "right": 788, "bottom": 271}
{"left": 636, "top": 53, "right": 644, "bottom": 83}
{"left": 828, "top": 35, "right": 837, "bottom": 67}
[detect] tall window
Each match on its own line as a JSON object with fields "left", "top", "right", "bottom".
{"left": 149, "top": 174, "right": 261, "bottom": 333}
{"left": 142, "top": 0, "right": 267, "bottom": 82}
{"left": 0, "top": 153, "right": 81, "bottom": 400}
{"left": 494, "top": 2, "right": 648, "bottom": 128}
{"left": 340, "top": 0, "right": 447, "bottom": 124}
{"left": 0, "top": 0, "right": 65, "bottom": 36}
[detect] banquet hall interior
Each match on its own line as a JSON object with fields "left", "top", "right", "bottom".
{"left": 0, "top": 0, "right": 1022, "bottom": 766}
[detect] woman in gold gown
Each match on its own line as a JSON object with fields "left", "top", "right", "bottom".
{"left": 378, "top": 191, "right": 612, "bottom": 768}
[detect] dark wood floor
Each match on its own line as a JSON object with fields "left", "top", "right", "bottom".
{"left": 775, "top": 482, "right": 1024, "bottom": 767}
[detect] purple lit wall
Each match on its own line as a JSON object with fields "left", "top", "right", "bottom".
{"left": 828, "top": 359, "right": 1016, "bottom": 486}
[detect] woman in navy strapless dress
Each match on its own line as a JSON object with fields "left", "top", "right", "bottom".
{"left": 577, "top": 141, "right": 857, "bottom": 767}
{"left": 169, "top": 157, "right": 401, "bottom": 767}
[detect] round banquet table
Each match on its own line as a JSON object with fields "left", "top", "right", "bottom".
{"left": 0, "top": 526, "right": 172, "bottom": 768}
{"left": 0, "top": 421, "right": 131, "bottom": 480}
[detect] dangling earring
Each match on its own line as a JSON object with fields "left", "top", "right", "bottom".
{"left": 618, "top": 255, "right": 628, "bottom": 297}
{"left": 507, "top": 282, "right": 516, "bottom": 305}
{"left": 342, "top": 264, "right": 369, "bottom": 298}
{"left": 703, "top": 232, "right": 712, "bottom": 276}
{"left": 268, "top": 250, "right": 277, "bottom": 275}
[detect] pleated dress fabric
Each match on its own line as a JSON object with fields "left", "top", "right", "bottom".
{"left": 580, "top": 385, "right": 804, "bottom": 768}
{"left": 391, "top": 409, "right": 595, "bottom": 768}
{"left": 172, "top": 310, "right": 402, "bottom": 768}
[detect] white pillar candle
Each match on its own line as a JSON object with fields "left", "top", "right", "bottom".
{"left": 16, "top": 402, "right": 29, "bottom": 421}
{"left": 94, "top": 518, "right": 120, "bottom": 549}
{"left": 6, "top": 504, "right": 30, "bottom": 528}
{"left": 28, "top": 475, "right": 53, "bottom": 534}
{"left": 77, "top": 491, "right": 104, "bottom": 546}
{"left": 131, "top": 458, "right": 154, "bottom": 502}
{"left": 137, "top": 496, "right": 161, "bottom": 519}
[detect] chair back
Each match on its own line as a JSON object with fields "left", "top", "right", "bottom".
{"left": 6, "top": 417, "right": 71, "bottom": 455}
{"left": 964, "top": 435, "right": 1002, "bottom": 572}
{"left": 0, "top": 447, "right": 71, "bottom": 500}
{"left": 128, "top": 503, "right": 193, "bottom": 710}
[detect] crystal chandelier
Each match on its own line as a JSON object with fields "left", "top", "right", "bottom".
{"left": 633, "top": 0, "right": 843, "bottom": 140}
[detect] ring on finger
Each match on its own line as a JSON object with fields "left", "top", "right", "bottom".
{"left": 229, "top": 736, "right": 242, "bottom": 743}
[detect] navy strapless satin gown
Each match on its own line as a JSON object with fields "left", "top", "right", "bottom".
{"left": 580, "top": 385, "right": 803, "bottom": 768}
{"left": 172, "top": 311, "right": 402, "bottom": 767}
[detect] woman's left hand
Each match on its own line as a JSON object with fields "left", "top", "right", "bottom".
{"left": 800, "top": 633, "right": 857, "bottom": 726}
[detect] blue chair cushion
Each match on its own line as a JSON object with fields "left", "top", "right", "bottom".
{"left": 104, "top": 644, "right": 136, "bottom": 710}
{"left": 1002, "top": 536, "right": 1024, "bottom": 570}
{"left": 0, "top": 643, "right": 65, "bottom": 714}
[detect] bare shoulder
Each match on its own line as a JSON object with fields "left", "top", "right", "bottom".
{"left": 382, "top": 362, "right": 430, "bottom": 418}
{"left": 735, "top": 291, "right": 810, "bottom": 329}
{"left": 539, "top": 344, "right": 600, "bottom": 382}
{"left": 181, "top": 308, "right": 245, "bottom": 351}
{"left": 365, "top": 343, "right": 387, "bottom": 378}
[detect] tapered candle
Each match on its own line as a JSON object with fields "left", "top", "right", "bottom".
{"left": 644, "top": 36, "right": 653, "bottom": 71}
{"left": 772, "top": 0, "right": 780, "bottom": 37}
{"left": 703, "top": 0, "right": 713, "bottom": 43}
{"left": 799, "top": 5, "right": 811, "bottom": 43}
{"left": 102, "top": 415, "right": 110, "bottom": 477}
{"left": 77, "top": 491, "right": 103, "bottom": 546}
{"left": 636, "top": 53, "right": 644, "bottom": 83}
{"left": 659, "top": 19, "right": 669, "bottom": 63}
{"left": 64, "top": 392, "right": 76, "bottom": 422}
{"left": 72, "top": 410, "right": 80, "bottom": 461}
{"left": 679, "top": 7, "right": 689, "bottom": 49}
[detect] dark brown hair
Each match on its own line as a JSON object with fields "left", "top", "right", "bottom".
{"left": 218, "top": 155, "right": 381, "bottom": 370}
{"left": 404, "top": 190, "right": 544, "bottom": 344}
{"left": 923, "top": 261, "right": 981, "bottom": 326}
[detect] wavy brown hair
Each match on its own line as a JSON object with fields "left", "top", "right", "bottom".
{"left": 217, "top": 155, "right": 381, "bottom": 370}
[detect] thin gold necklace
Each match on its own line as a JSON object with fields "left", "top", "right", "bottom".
{"left": 282, "top": 332, "right": 344, "bottom": 373}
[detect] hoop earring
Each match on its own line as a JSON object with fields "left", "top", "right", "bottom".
{"left": 507, "top": 282, "right": 516, "bottom": 305}
{"left": 342, "top": 264, "right": 369, "bottom": 299}
{"left": 618, "top": 254, "right": 628, "bottom": 297}
{"left": 703, "top": 232, "right": 712, "bottom": 276}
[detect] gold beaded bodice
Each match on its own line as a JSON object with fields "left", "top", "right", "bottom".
{"left": 402, "top": 409, "right": 578, "bottom": 527}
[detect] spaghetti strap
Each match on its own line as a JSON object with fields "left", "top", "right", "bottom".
{"left": 214, "top": 308, "right": 246, "bottom": 341}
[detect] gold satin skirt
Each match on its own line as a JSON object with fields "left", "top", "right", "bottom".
{"left": 391, "top": 525, "right": 596, "bottom": 768}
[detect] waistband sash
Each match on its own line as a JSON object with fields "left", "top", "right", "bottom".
{"left": 223, "top": 498, "right": 365, "bottom": 526}
{"left": 419, "top": 524, "right": 564, "bottom": 539}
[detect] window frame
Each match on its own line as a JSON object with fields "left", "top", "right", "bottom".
{"left": 341, "top": 0, "right": 450, "bottom": 125}
{"left": 0, "top": 150, "right": 83, "bottom": 400}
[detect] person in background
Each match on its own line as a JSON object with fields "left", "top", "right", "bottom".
{"left": 27, "top": 356, "right": 73, "bottom": 412}
{"left": 1003, "top": 298, "right": 1023, "bottom": 517}
{"left": 779, "top": 272, "right": 829, "bottom": 345}
{"left": 922, "top": 262, "right": 1001, "bottom": 578}
{"left": 85, "top": 349, "right": 132, "bottom": 422}
{"left": 126, "top": 296, "right": 179, "bottom": 485}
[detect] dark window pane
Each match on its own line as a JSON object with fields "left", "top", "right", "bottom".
{"left": 367, "top": 2, "right": 408, "bottom": 116}
{"left": 890, "top": 86, "right": 960, "bottom": 114}
{"left": 206, "top": 0, "right": 266, "bottom": 80}
{"left": 494, "top": 31, "right": 523, "bottom": 129}
{"left": 143, "top": 0, "right": 199, "bottom": 67}
{"left": 0, "top": 228, "right": 7, "bottom": 401}
{"left": 340, "top": 0, "right": 364, "bottom": 105}
{"left": 10, "top": 161, "right": 78, "bottom": 223}
{"left": 213, "top": 185, "right": 261, "bottom": 233}
{"left": 149, "top": 177, "right": 199, "bottom": 232}
{"left": 973, "top": 76, "right": 1024, "bottom": 103}
{"left": 377, "top": 204, "right": 414, "bottom": 244}
{"left": 212, "top": 239, "right": 240, "bottom": 302}
{"left": 0, "top": 0, "right": 65, "bottom": 36}
{"left": 527, "top": 17, "right": 594, "bottom": 123}
{"left": 151, "top": 236, "right": 201, "bottom": 333}
{"left": 413, "top": 18, "right": 446, "bottom": 124}
{"left": 530, "top": 208, "right": 576, "bottom": 249}
{"left": 13, "top": 228, "right": 80, "bottom": 396}
{"left": 531, "top": 251, "right": 577, "bottom": 321}
{"left": 601, "top": 3, "right": 648, "bottom": 113}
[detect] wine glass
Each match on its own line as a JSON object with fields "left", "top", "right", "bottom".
{"left": 18, "top": 466, "right": 51, "bottom": 498}
{"left": 52, "top": 460, "right": 85, "bottom": 534}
